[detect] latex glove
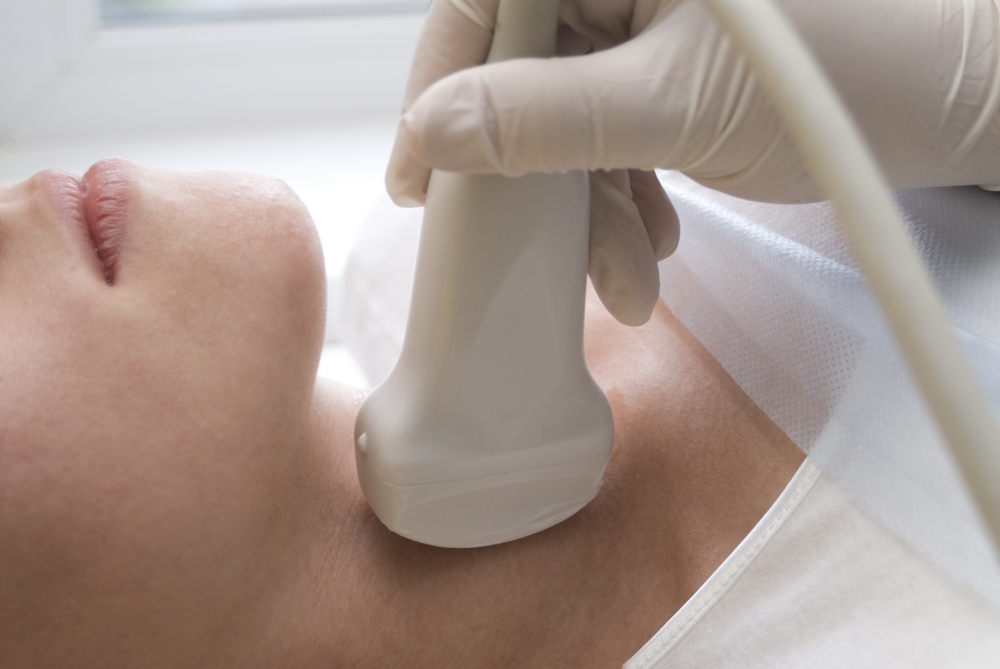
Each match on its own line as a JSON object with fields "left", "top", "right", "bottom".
{"left": 387, "top": 0, "right": 1000, "bottom": 325}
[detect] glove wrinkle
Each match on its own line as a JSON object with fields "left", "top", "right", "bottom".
{"left": 677, "top": 57, "right": 755, "bottom": 174}
{"left": 948, "top": 0, "right": 1000, "bottom": 160}
{"left": 937, "top": 0, "right": 974, "bottom": 133}
{"left": 689, "top": 129, "right": 822, "bottom": 204}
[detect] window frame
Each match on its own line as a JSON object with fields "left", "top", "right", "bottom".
{"left": 100, "top": 0, "right": 431, "bottom": 26}
{"left": 0, "top": 0, "right": 426, "bottom": 142}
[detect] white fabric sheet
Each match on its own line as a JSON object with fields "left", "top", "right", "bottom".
{"left": 656, "top": 173, "right": 1000, "bottom": 605}
{"left": 625, "top": 459, "right": 1000, "bottom": 668}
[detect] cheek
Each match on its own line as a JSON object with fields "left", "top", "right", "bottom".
{"left": 123, "top": 180, "right": 327, "bottom": 381}
{"left": 0, "top": 290, "right": 301, "bottom": 547}
{"left": 0, "top": 242, "right": 324, "bottom": 642}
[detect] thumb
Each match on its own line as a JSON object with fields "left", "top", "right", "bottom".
{"left": 397, "top": 36, "right": 683, "bottom": 176}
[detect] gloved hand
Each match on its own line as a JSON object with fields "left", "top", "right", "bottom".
{"left": 386, "top": 0, "right": 1000, "bottom": 325}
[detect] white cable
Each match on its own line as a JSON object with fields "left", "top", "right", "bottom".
{"left": 700, "top": 0, "right": 1000, "bottom": 550}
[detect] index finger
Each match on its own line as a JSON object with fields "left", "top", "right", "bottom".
{"left": 387, "top": 0, "right": 499, "bottom": 205}
{"left": 401, "top": 0, "right": 499, "bottom": 112}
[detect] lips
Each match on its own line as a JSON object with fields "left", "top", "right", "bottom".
{"left": 82, "top": 158, "right": 134, "bottom": 284}
{"left": 34, "top": 158, "right": 134, "bottom": 284}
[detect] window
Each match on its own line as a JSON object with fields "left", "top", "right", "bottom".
{"left": 101, "top": 0, "right": 430, "bottom": 25}
{"left": 0, "top": 0, "right": 428, "bottom": 142}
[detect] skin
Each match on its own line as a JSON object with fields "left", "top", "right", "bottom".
{"left": 0, "top": 161, "right": 803, "bottom": 668}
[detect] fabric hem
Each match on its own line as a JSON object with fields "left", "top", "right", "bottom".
{"left": 623, "top": 458, "right": 821, "bottom": 669}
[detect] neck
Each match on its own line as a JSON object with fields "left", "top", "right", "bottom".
{"left": 258, "top": 299, "right": 803, "bottom": 668}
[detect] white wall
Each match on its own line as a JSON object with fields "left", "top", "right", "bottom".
{"left": 0, "top": 0, "right": 425, "bottom": 142}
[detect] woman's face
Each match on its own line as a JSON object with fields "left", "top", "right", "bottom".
{"left": 0, "top": 159, "right": 328, "bottom": 662}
